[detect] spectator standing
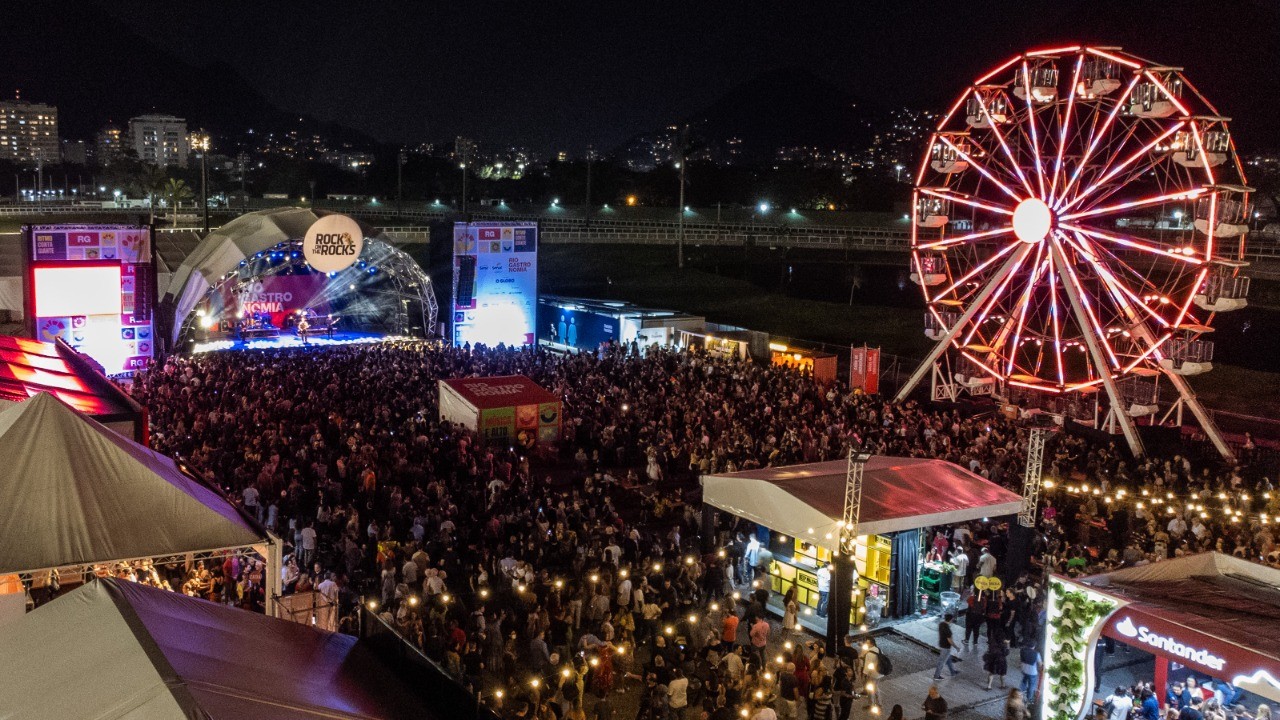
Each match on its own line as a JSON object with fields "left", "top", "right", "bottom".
{"left": 934, "top": 614, "right": 961, "bottom": 679}
{"left": 923, "top": 686, "right": 949, "bottom": 720}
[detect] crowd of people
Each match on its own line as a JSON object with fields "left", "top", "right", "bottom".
{"left": 126, "top": 339, "right": 1278, "bottom": 720}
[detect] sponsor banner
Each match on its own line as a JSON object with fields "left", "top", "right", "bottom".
{"left": 452, "top": 222, "right": 538, "bottom": 347}
{"left": 29, "top": 224, "right": 154, "bottom": 376}
{"left": 850, "top": 345, "right": 882, "bottom": 394}
{"left": 302, "top": 215, "right": 364, "bottom": 273}
{"left": 1103, "top": 608, "right": 1273, "bottom": 688}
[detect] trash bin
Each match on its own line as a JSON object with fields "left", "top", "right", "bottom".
{"left": 864, "top": 595, "right": 885, "bottom": 626}
{"left": 940, "top": 591, "right": 961, "bottom": 615}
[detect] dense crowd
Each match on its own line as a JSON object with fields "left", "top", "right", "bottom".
{"left": 128, "top": 340, "right": 1278, "bottom": 720}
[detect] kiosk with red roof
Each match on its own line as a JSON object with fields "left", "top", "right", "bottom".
{"left": 438, "top": 375, "right": 562, "bottom": 446}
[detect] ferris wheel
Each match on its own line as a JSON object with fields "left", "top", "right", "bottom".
{"left": 894, "top": 46, "right": 1252, "bottom": 460}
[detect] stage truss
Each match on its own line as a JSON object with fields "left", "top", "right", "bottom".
{"left": 178, "top": 236, "right": 438, "bottom": 346}
{"left": 896, "top": 46, "right": 1253, "bottom": 461}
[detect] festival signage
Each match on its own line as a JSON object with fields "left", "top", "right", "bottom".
{"left": 1101, "top": 607, "right": 1269, "bottom": 683}
{"left": 452, "top": 222, "right": 538, "bottom": 347}
{"left": 850, "top": 345, "right": 881, "bottom": 394}
{"left": 219, "top": 275, "right": 332, "bottom": 328}
{"left": 302, "top": 215, "right": 363, "bottom": 273}
{"left": 26, "top": 224, "right": 154, "bottom": 376}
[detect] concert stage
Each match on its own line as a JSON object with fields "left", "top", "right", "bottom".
{"left": 190, "top": 331, "right": 393, "bottom": 354}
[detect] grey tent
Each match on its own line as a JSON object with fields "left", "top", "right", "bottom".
{"left": 0, "top": 392, "right": 269, "bottom": 576}
{"left": 161, "top": 206, "right": 325, "bottom": 346}
{"left": 0, "top": 578, "right": 441, "bottom": 719}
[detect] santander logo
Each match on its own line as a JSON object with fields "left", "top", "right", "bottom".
{"left": 1114, "top": 616, "right": 1225, "bottom": 671}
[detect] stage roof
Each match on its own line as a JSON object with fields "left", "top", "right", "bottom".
{"left": 0, "top": 578, "right": 440, "bottom": 719}
{"left": 0, "top": 335, "right": 141, "bottom": 420}
{"left": 1077, "top": 552, "right": 1280, "bottom": 699}
{"left": 0, "top": 392, "right": 266, "bottom": 575}
{"left": 702, "top": 457, "right": 1023, "bottom": 549}
{"left": 441, "top": 375, "right": 559, "bottom": 409}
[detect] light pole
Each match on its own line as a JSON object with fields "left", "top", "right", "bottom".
{"left": 585, "top": 146, "right": 594, "bottom": 226}
{"left": 676, "top": 158, "right": 686, "bottom": 269}
{"left": 192, "top": 133, "right": 211, "bottom": 233}
{"left": 397, "top": 150, "right": 406, "bottom": 216}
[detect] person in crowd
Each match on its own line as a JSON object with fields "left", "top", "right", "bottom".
{"left": 934, "top": 613, "right": 961, "bottom": 679}
{"left": 124, "top": 339, "right": 1276, "bottom": 720}
{"left": 923, "top": 686, "right": 949, "bottom": 720}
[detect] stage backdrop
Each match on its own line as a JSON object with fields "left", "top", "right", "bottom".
{"left": 452, "top": 222, "right": 538, "bottom": 347}
{"left": 25, "top": 224, "right": 154, "bottom": 376}
{"left": 217, "top": 274, "right": 331, "bottom": 328}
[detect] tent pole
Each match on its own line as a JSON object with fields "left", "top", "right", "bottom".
{"left": 267, "top": 531, "right": 283, "bottom": 617}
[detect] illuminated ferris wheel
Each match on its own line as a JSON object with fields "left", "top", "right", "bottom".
{"left": 894, "top": 46, "right": 1252, "bottom": 460}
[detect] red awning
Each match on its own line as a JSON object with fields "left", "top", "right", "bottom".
{"left": 440, "top": 375, "right": 559, "bottom": 409}
{"left": 702, "top": 457, "right": 1023, "bottom": 547}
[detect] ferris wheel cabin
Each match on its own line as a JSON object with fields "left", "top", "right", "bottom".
{"left": 911, "top": 253, "right": 947, "bottom": 286}
{"left": 1013, "top": 63, "right": 1059, "bottom": 104}
{"left": 965, "top": 88, "right": 1010, "bottom": 128}
{"left": 914, "top": 194, "right": 951, "bottom": 228}
{"left": 1171, "top": 123, "right": 1230, "bottom": 169}
{"left": 1193, "top": 185, "right": 1253, "bottom": 238}
{"left": 1079, "top": 56, "right": 1123, "bottom": 98}
{"left": 1127, "top": 69, "right": 1184, "bottom": 118}
{"left": 929, "top": 135, "right": 971, "bottom": 174}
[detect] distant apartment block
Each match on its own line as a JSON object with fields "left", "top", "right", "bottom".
{"left": 129, "top": 114, "right": 189, "bottom": 168}
{"left": 0, "top": 96, "right": 60, "bottom": 166}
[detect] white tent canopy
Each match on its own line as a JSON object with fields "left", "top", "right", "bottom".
{"left": 0, "top": 392, "right": 269, "bottom": 576}
{"left": 702, "top": 457, "right": 1024, "bottom": 551}
{"left": 0, "top": 578, "right": 440, "bottom": 719}
{"left": 161, "top": 206, "right": 324, "bottom": 346}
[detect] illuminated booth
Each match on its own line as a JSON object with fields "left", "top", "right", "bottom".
{"left": 702, "top": 457, "right": 1021, "bottom": 646}
{"left": 537, "top": 295, "right": 705, "bottom": 352}
{"left": 1043, "top": 553, "right": 1280, "bottom": 720}
{"left": 768, "top": 342, "right": 838, "bottom": 384}
{"left": 438, "top": 375, "right": 562, "bottom": 447}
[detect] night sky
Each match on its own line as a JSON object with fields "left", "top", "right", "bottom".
{"left": 91, "top": 1, "right": 1280, "bottom": 152}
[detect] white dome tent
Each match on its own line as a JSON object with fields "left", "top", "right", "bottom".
{"left": 160, "top": 207, "right": 437, "bottom": 348}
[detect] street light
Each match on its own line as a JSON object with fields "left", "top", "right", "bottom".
{"left": 191, "top": 133, "right": 211, "bottom": 233}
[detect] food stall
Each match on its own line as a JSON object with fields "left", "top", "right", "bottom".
{"left": 702, "top": 456, "right": 1022, "bottom": 647}
{"left": 438, "top": 375, "right": 562, "bottom": 446}
{"left": 768, "top": 342, "right": 838, "bottom": 384}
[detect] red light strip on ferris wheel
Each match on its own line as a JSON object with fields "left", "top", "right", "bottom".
{"left": 1059, "top": 188, "right": 1207, "bottom": 222}
{"left": 1026, "top": 46, "right": 1082, "bottom": 57}
{"left": 1020, "top": 61, "right": 1048, "bottom": 198}
{"left": 1084, "top": 47, "right": 1142, "bottom": 69}
{"left": 975, "top": 55, "right": 1024, "bottom": 85}
{"left": 1056, "top": 75, "right": 1142, "bottom": 207}
{"left": 1061, "top": 223, "right": 1203, "bottom": 265}
{"left": 1052, "top": 232, "right": 1120, "bottom": 368}
{"left": 1003, "top": 250, "right": 1050, "bottom": 376}
{"left": 931, "top": 241, "right": 1020, "bottom": 299}
{"left": 958, "top": 350, "right": 1005, "bottom": 382}
{"left": 1188, "top": 119, "right": 1218, "bottom": 188}
{"left": 919, "top": 187, "right": 1014, "bottom": 216}
{"left": 1170, "top": 267, "right": 1209, "bottom": 330}
{"left": 1048, "top": 53, "right": 1085, "bottom": 206}
{"left": 1123, "top": 332, "right": 1173, "bottom": 374}
{"left": 1058, "top": 122, "right": 1187, "bottom": 214}
{"left": 962, "top": 249, "right": 1031, "bottom": 346}
{"left": 1143, "top": 70, "right": 1191, "bottom": 116}
{"left": 1066, "top": 232, "right": 1173, "bottom": 338}
{"left": 965, "top": 90, "right": 1036, "bottom": 199}
{"left": 939, "top": 134, "right": 1024, "bottom": 203}
{"left": 1063, "top": 230, "right": 1176, "bottom": 330}
{"left": 1046, "top": 259, "right": 1066, "bottom": 386}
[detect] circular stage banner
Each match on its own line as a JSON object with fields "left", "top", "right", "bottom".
{"left": 302, "top": 215, "right": 364, "bottom": 272}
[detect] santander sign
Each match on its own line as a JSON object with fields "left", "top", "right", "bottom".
{"left": 1115, "top": 616, "right": 1226, "bottom": 671}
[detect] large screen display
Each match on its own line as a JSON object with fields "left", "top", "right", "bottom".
{"left": 27, "top": 224, "right": 154, "bottom": 376}
{"left": 452, "top": 222, "right": 538, "bottom": 347}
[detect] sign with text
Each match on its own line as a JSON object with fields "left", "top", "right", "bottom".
{"left": 27, "top": 224, "right": 154, "bottom": 376}
{"left": 850, "top": 345, "right": 882, "bottom": 394}
{"left": 302, "top": 214, "right": 364, "bottom": 273}
{"left": 452, "top": 221, "right": 538, "bottom": 347}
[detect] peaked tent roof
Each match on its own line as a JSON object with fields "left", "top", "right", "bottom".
{"left": 0, "top": 578, "right": 440, "bottom": 719}
{"left": 441, "top": 375, "right": 560, "bottom": 409}
{"left": 702, "top": 457, "right": 1023, "bottom": 550}
{"left": 0, "top": 392, "right": 265, "bottom": 575}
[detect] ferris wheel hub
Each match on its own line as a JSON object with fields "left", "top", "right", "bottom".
{"left": 1012, "top": 197, "right": 1053, "bottom": 244}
